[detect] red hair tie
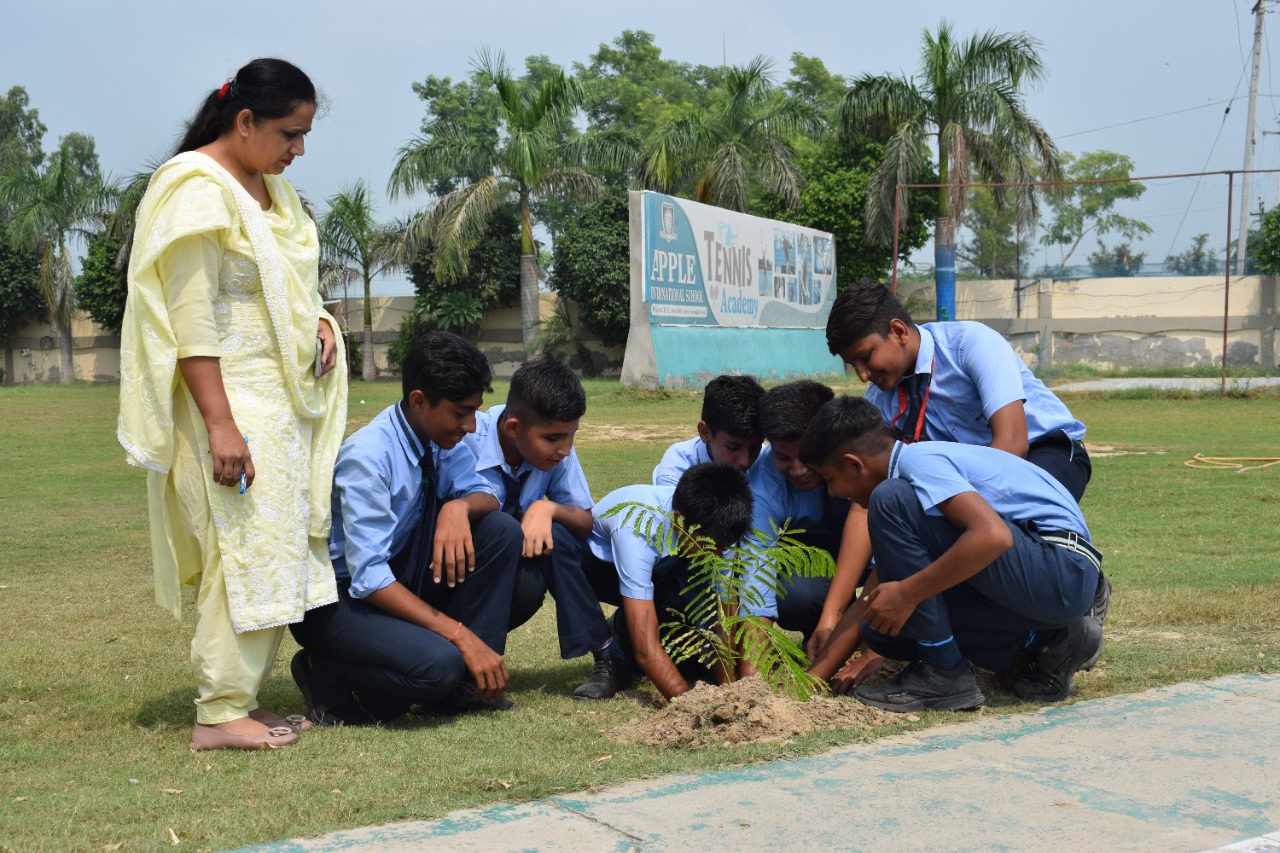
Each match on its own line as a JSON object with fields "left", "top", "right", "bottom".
{"left": 217, "top": 82, "right": 231, "bottom": 101}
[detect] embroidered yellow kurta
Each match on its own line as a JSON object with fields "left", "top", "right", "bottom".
{"left": 118, "top": 152, "right": 346, "bottom": 632}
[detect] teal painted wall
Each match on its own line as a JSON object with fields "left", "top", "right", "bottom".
{"left": 650, "top": 326, "right": 845, "bottom": 388}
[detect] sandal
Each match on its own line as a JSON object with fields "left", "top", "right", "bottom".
{"left": 190, "top": 722, "right": 298, "bottom": 751}
{"left": 249, "top": 708, "right": 314, "bottom": 733}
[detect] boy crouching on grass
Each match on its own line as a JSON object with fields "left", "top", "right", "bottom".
{"left": 583, "top": 463, "right": 754, "bottom": 700}
{"left": 799, "top": 396, "right": 1108, "bottom": 712}
{"left": 290, "top": 331, "right": 520, "bottom": 724}
{"left": 652, "top": 374, "right": 766, "bottom": 486}
{"left": 461, "top": 357, "right": 624, "bottom": 701}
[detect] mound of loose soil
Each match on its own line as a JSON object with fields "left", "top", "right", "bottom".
{"left": 609, "top": 675, "right": 896, "bottom": 748}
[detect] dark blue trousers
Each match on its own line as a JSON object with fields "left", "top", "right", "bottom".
{"left": 862, "top": 478, "right": 1098, "bottom": 674}
{"left": 290, "top": 511, "right": 521, "bottom": 721}
{"left": 1027, "top": 430, "right": 1092, "bottom": 503}
{"left": 506, "top": 520, "right": 611, "bottom": 658}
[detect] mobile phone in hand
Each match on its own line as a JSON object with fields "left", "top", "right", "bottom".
{"left": 315, "top": 338, "right": 324, "bottom": 377}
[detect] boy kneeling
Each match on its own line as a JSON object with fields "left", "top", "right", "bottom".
{"left": 584, "top": 464, "right": 753, "bottom": 700}
{"left": 290, "top": 331, "right": 520, "bottom": 724}
{"left": 800, "top": 396, "right": 1107, "bottom": 711}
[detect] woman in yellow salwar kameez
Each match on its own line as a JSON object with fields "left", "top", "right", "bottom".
{"left": 118, "top": 59, "right": 347, "bottom": 751}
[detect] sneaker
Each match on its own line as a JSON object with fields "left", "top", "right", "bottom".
{"left": 854, "top": 660, "right": 985, "bottom": 712}
{"left": 290, "top": 650, "right": 375, "bottom": 726}
{"left": 1014, "top": 613, "right": 1103, "bottom": 703}
{"left": 1081, "top": 572, "right": 1112, "bottom": 671}
{"left": 572, "top": 655, "right": 630, "bottom": 701}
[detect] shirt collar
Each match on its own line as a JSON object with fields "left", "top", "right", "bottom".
{"left": 888, "top": 440, "right": 905, "bottom": 478}
{"left": 912, "top": 324, "right": 936, "bottom": 376}
{"left": 474, "top": 404, "right": 536, "bottom": 479}
{"left": 392, "top": 401, "right": 429, "bottom": 468}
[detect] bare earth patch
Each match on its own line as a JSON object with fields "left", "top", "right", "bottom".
{"left": 608, "top": 675, "right": 895, "bottom": 748}
{"left": 579, "top": 423, "right": 688, "bottom": 443}
{"left": 1085, "top": 443, "right": 1167, "bottom": 459}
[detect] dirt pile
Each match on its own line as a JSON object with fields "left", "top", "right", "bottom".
{"left": 609, "top": 675, "right": 896, "bottom": 748}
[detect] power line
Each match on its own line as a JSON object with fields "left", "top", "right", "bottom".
{"left": 1058, "top": 99, "right": 1249, "bottom": 139}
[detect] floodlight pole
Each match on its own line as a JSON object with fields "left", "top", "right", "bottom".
{"left": 1237, "top": 0, "right": 1266, "bottom": 274}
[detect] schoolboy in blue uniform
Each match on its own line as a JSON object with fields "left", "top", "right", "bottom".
{"left": 799, "top": 396, "right": 1108, "bottom": 711}
{"left": 463, "top": 358, "right": 624, "bottom": 701}
{"left": 289, "top": 331, "right": 521, "bottom": 724}
{"left": 583, "top": 464, "right": 753, "bottom": 700}
{"left": 825, "top": 282, "right": 1091, "bottom": 501}
{"left": 652, "top": 374, "right": 765, "bottom": 486}
{"left": 740, "top": 381, "right": 852, "bottom": 646}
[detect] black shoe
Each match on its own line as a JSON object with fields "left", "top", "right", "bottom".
{"left": 1014, "top": 614, "right": 1103, "bottom": 703}
{"left": 290, "top": 650, "right": 375, "bottom": 726}
{"left": 412, "top": 682, "right": 517, "bottom": 716}
{"left": 1081, "top": 572, "right": 1112, "bottom": 671}
{"left": 854, "top": 660, "right": 985, "bottom": 712}
{"left": 572, "top": 655, "right": 630, "bottom": 701}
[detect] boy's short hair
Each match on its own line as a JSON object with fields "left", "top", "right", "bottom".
{"left": 825, "top": 282, "right": 914, "bottom": 355}
{"left": 799, "top": 396, "right": 895, "bottom": 467}
{"left": 757, "top": 380, "right": 835, "bottom": 443}
{"left": 701, "top": 374, "right": 765, "bottom": 437}
{"left": 505, "top": 357, "right": 586, "bottom": 425}
{"left": 401, "top": 330, "right": 493, "bottom": 404}
{"left": 672, "top": 462, "right": 753, "bottom": 547}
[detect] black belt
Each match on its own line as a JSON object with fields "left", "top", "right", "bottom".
{"left": 1038, "top": 529, "right": 1102, "bottom": 570}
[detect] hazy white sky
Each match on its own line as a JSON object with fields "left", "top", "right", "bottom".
{"left": 4, "top": 0, "right": 1277, "bottom": 288}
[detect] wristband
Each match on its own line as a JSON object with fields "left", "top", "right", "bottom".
{"left": 448, "top": 621, "right": 463, "bottom": 643}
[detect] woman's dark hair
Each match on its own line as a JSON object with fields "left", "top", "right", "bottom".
{"left": 174, "top": 58, "right": 318, "bottom": 155}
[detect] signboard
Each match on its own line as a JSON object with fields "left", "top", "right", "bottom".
{"left": 641, "top": 192, "right": 837, "bottom": 328}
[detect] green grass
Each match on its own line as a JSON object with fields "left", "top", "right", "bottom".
{"left": 2, "top": 381, "right": 1278, "bottom": 852}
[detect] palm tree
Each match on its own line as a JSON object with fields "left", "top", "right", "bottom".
{"left": 838, "top": 21, "right": 1062, "bottom": 320}
{"left": 641, "top": 56, "right": 822, "bottom": 213}
{"left": 317, "top": 180, "right": 403, "bottom": 381}
{"left": 0, "top": 145, "right": 117, "bottom": 383}
{"left": 389, "top": 49, "right": 627, "bottom": 355}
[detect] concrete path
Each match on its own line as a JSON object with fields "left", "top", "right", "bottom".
{"left": 238, "top": 674, "right": 1280, "bottom": 853}
{"left": 1051, "top": 376, "right": 1280, "bottom": 393}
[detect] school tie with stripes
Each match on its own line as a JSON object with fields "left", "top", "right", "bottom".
{"left": 891, "top": 372, "right": 932, "bottom": 443}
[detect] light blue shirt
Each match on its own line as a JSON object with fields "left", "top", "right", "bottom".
{"left": 651, "top": 436, "right": 711, "bottom": 487}
{"left": 890, "top": 440, "right": 1090, "bottom": 538}
{"left": 463, "top": 404, "right": 594, "bottom": 516}
{"left": 588, "top": 484, "right": 677, "bottom": 601}
{"left": 866, "top": 322, "right": 1085, "bottom": 445}
{"left": 329, "top": 402, "right": 500, "bottom": 599}
{"left": 741, "top": 445, "right": 851, "bottom": 618}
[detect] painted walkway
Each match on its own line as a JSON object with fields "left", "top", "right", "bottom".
{"left": 239, "top": 674, "right": 1280, "bottom": 853}
{"left": 1052, "top": 376, "right": 1280, "bottom": 393}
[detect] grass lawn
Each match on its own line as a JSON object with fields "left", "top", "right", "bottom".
{"left": 1, "top": 379, "right": 1277, "bottom": 852}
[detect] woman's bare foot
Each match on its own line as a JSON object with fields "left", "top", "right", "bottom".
{"left": 190, "top": 717, "right": 298, "bottom": 751}
{"left": 249, "top": 708, "right": 313, "bottom": 733}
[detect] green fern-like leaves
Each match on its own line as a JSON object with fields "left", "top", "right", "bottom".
{"left": 602, "top": 503, "right": 836, "bottom": 701}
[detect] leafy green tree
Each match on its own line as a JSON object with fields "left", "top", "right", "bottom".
{"left": 641, "top": 56, "right": 822, "bottom": 213}
{"left": 1165, "top": 233, "right": 1219, "bottom": 276}
{"left": 838, "top": 21, "right": 1062, "bottom": 320}
{"left": 74, "top": 232, "right": 127, "bottom": 336}
{"left": 549, "top": 187, "right": 631, "bottom": 347}
{"left": 783, "top": 53, "right": 848, "bottom": 118}
{"left": 317, "top": 180, "right": 403, "bottom": 381}
{"left": 1088, "top": 241, "right": 1145, "bottom": 277}
{"left": 957, "top": 185, "right": 1031, "bottom": 278}
{"left": 0, "top": 138, "right": 116, "bottom": 383}
{"left": 1040, "top": 150, "right": 1150, "bottom": 275}
{"left": 406, "top": 201, "right": 521, "bottom": 311}
{"left": 1250, "top": 207, "right": 1280, "bottom": 275}
{"left": 391, "top": 50, "right": 626, "bottom": 355}
{"left": 758, "top": 139, "right": 936, "bottom": 286}
{"left": 0, "top": 86, "right": 46, "bottom": 171}
{"left": 0, "top": 240, "right": 44, "bottom": 344}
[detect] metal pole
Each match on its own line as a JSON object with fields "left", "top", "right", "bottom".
{"left": 1224, "top": 172, "right": 1235, "bottom": 394}
{"left": 1238, "top": 0, "right": 1266, "bottom": 274}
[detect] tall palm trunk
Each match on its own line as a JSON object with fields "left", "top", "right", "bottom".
{"left": 57, "top": 321, "right": 74, "bottom": 383}
{"left": 518, "top": 192, "right": 539, "bottom": 356}
{"left": 362, "top": 271, "right": 375, "bottom": 381}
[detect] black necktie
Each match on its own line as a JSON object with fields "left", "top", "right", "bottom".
{"left": 891, "top": 372, "right": 931, "bottom": 443}
{"left": 501, "top": 469, "right": 529, "bottom": 518}
{"left": 390, "top": 452, "right": 439, "bottom": 599}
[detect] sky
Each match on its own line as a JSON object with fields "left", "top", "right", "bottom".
{"left": 4, "top": 0, "right": 1279, "bottom": 291}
